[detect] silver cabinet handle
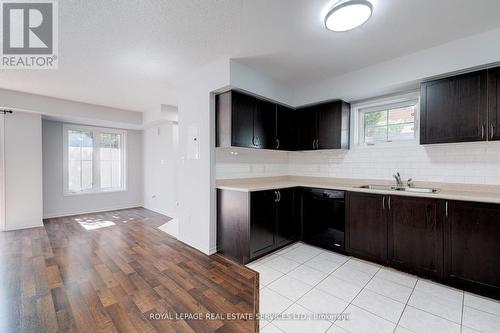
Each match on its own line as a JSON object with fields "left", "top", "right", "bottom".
{"left": 278, "top": 191, "right": 281, "bottom": 202}
{"left": 445, "top": 201, "right": 448, "bottom": 217}
{"left": 316, "top": 138, "right": 320, "bottom": 149}
{"left": 312, "top": 139, "right": 316, "bottom": 149}
{"left": 276, "top": 138, "right": 280, "bottom": 149}
{"left": 274, "top": 191, "right": 278, "bottom": 202}
{"left": 481, "top": 124, "right": 485, "bottom": 139}
{"left": 491, "top": 124, "right": 495, "bottom": 139}
{"left": 388, "top": 196, "right": 391, "bottom": 210}
{"left": 382, "top": 196, "right": 386, "bottom": 210}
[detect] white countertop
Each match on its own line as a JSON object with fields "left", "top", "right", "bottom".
{"left": 216, "top": 176, "right": 500, "bottom": 204}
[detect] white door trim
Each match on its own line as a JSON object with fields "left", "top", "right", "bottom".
{"left": 0, "top": 114, "right": 5, "bottom": 231}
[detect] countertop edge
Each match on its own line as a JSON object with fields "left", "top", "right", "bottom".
{"left": 216, "top": 181, "right": 500, "bottom": 205}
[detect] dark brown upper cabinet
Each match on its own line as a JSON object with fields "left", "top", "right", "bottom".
{"left": 295, "top": 106, "right": 317, "bottom": 150}
{"left": 317, "top": 101, "right": 350, "bottom": 149}
{"left": 444, "top": 200, "right": 500, "bottom": 298}
{"left": 295, "top": 101, "right": 350, "bottom": 151}
{"left": 420, "top": 70, "right": 488, "bottom": 144}
{"left": 216, "top": 90, "right": 350, "bottom": 151}
{"left": 388, "top": 196, "right": 443, "bottom": 280}
{"left": 488, "top": 67, "right": 500, "bottom": 141}
{"left": 276, "top": 104, "right": 296, "bottom": 151}
{"left": 253, "top": 99, "right": 277, "bottom": 149}
{"left": 216, "top": 90, "right": 276, "bottom": 149}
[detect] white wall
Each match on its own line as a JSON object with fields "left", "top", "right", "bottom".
{"left": 229, "top": 60, "right": 295, "bottom": 106}
{"left": 4, "top": 112, "right": 43, "bottom": 230}
{"left": 0, "top": 88, "right": 143, "bottom": 129}
{"left": 292, "top": 26, "right": 500, "bottom": 106}
{"left": 42, "top": 120, "right": 143, "bottom": 218}
{"left": 176, "top": 59, "right": 230, "bottom": 255}
{"left": 143, "top": 121, "right": 178, "bottom": 217}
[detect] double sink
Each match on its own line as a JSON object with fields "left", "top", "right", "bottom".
{"left": 359, "top": 184, "right": 440, "bottom": 193}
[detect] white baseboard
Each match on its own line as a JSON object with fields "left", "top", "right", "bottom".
{"left": 4, "top": 223, "right": 44, "bottom": 231}
{"left": 43, "top": 203, "right": 143, "bottom": 219}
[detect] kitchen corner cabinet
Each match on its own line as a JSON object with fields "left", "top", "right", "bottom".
{"left": 276, "top": 104, "right": 295, "bottom": 151}
{"left": 295, "top": 106, "right": 317, "bottom": 150}
{"left": 295, "top": 101, "right": 350, "bottom": 151}
{"left": 217, "top": 188, "right": 296, "bottom": 264}
{"left": 317, "top": 101, "right": 350, "bottom": 150}
{"left": 488, "top": 67, "right": 500, "bottom": 141}
{"left": 444, "top": 201, "right": 500, "bottom": 298}
{"left": 420, "top": 70, "right": 488, "bottom": 144}
{"left": 388, "top": 196, "right": 443, "bottom": 279}
{"left": 216, "top": 89, "right": 350, "bottom": 151}
{"left": 346, "top": 192, "right": 388, "bottom": 264}
{"left": 216, "top": 90, "right": 276, "bottom": 149}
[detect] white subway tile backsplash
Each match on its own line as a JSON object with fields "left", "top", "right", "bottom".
{"left": 216, "top": 141, "right": 500, "bottom": 185}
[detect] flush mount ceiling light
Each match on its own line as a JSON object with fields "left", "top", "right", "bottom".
{"left": 325, "top": 0, "right": 373, "bottom": 32}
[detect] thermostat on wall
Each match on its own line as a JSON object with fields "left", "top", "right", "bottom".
{"left": 187, "top": 124, "right": 200, "bottom": 160}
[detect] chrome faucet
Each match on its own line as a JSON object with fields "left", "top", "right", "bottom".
{"left": 393, "top": 172, "right": 403, "bottom": 187}
{"left": 393, "top": 172, "right": 414, "bottom": 188}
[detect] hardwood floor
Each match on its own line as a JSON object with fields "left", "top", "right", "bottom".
{"left": 0, "top": 208, "right": 258, "bottom": 333}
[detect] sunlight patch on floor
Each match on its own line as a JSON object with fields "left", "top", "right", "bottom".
{"left": 74, "top": 217, "right": 116, "bottom": 230}
{"left": 158, "top": 218, "right": 178, "bottom": 238}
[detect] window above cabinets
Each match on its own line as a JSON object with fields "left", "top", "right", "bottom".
{"left": 352, "top": 92, "right": 420, "bottom": 146}
{"left": 63, "top": 124, "right": 126, "bottom": 195}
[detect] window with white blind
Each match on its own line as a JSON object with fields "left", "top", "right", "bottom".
{"left": 63, "top": 125, "right": 126, "bottom": 195}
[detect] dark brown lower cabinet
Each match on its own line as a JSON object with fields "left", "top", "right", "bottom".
{"left": 217, "top": 188, "right": 296, "bottom": 264}
{"left": 388, "top": 196, "right": 443, "bottom": 280}
{"left": 250, "top": 190, "right": 277, "bottom": 258}
{"left": 346, "top": 192, "right": 388, "bottom": 264}
{"left": 275, "top": 188, "right": 297, "bottom": 248}
{"left": 445, "top": 201, "right": 500, "bottom": 298}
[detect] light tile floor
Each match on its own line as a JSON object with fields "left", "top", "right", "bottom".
{"left": 248, "top": 242, "right": 500, "bottom": 333}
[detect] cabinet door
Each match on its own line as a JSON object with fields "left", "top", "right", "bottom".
{"left": 276, "top": 105, "right": 295, "bottom": 151}
{"left": 389, "top": 196, "right": 443, "bottom": 279}
{"left": 253, "top": 99, "right": 276, "bottom": 149}
{"left": 346, "top": 192, "right": 388, "bottom": 263}
{"left": 231, "top": 91, "right": 255, "bottom": 148}
{"left": 316, "top": 102, "right": 344, "bottom": 149}
{"left": 275, "top": 188, "right": 296, "bottom": 248}
{"left": 294, "top": 106, "right": 317, "bottom": 150}
{"left": 420, "top": 70, "right": 487, "bottom": 144}
{"left": 445, "top": 201, "right": 500, "bottom": 296}
{"left": 250, "top": 190, "right": 276, "bottom": 258}
{"left": 488, "top": 67, "right": 500, "bottom": 141}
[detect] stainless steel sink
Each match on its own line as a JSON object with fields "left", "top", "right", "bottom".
{"left": 359, "top": 185, "right": 439, "bottom": 193}
{"left": 359, "top": 185, "right": 396, "bottom": 191}
{"left": 399, "top": 187, "right": 440, "bottom": 193}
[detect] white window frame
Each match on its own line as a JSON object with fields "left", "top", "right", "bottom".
{"left": 351, "top": 91, "right": 420, "bottom": 146}
{"left": 63, "top": 124, "right": 127, "bottom": 196}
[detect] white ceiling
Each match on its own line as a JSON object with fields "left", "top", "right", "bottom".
{"left": 1, "top": 0, "right": 500, "bottom": 112}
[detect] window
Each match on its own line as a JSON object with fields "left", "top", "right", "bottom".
{"left": 355, "top": 94, "right": 419, "bottom": 144}
{"left": 64, "top": 125, "right": 126, "bottom": 195}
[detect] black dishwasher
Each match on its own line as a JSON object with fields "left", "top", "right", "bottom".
{"left": 302, "top": 188, "right": 345, "bottom": 253}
